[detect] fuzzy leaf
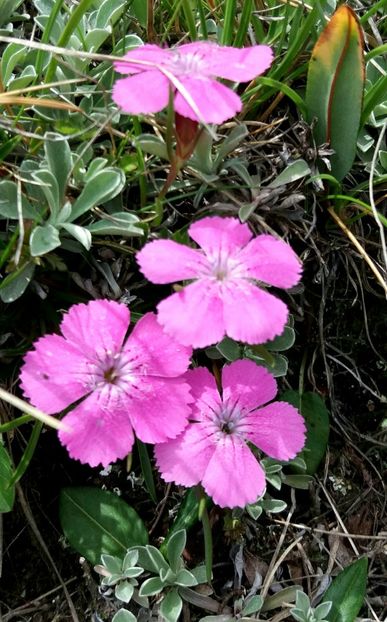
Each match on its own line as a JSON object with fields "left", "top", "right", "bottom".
{"left": 159, "top": 589, "right": 183, "bottom": 622}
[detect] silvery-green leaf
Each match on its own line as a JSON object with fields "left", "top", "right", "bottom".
{"left": 112, "top": 34, "right": 143, "bottom": 55}
{"left": 115, "top": 581, "right": 135, "bottom": 603}
{"left": 214, "top": 124, "right": 248, "bottom": 165}
{"left": 112, "top": 609, "right": 137, "bottom": 622}
{"left": 123, "top": 567, "right": 143, "bottom": 579}
{"left": 262, "top": 499, "right": 287, "bottom": 514}
{"left": 265, "top": 326, "right": 296, "bottom": 352}
{"left": 87, "top": 212, "right": 143, "bottom": 237}
{"left": 314, "top": 600, "right": 332, "bottom": 620}
{"left": 241, "top": 595, "right": 263, "bottom": 616}
{"left": 268, "top": 160, "right": 311, "bottom": 188}
{"left": 175, "top": 569, "right": 198, "bottom": 588}
{"left": 216, "top": 337, "right": 241, "bottom": 362}
{"left": 84, "top": 158, "right": 108, "bottom": 182}
{"left": 95, "top": 0, "right": 126, "bottom": 28}
{"left": 61, "top": 223, "right": 92, "bottom": 250}
{"left": 57, "top": 202, "right": 72, "bottom": 224}
{"left": 0, "top": 180, "right": 37, "bottom": 219}
{"left": 261, "top": 586, "right": 298, "bottom": 612}
{"left": 44, "top": 133, "right": 72, "bottom": 203}
{"left": 136, "top": 545, "right": 169, "bottom": 574}
{"left": 136, "top": 134, "right": 169, "bottom": 160}
{"left": 159, "top": 589, "right": 183, "bottom": 622}
{"left": 30, "top": 224, "right": 61, "bottom": 256}
{"left": 101, "top": 554, "right": 122, "bottom": 575}
{"left": 71, "top": 168, "right": 125, "bottom": 220}
{"left": 190, "top": 565, "right": 208, "bottom": 584}
{"left": 1, "top": 42, "right": 25, "bottom": 85}
{"left": 283, "top": 474, "right": 313, "bottom": 490}
{"left": 123, "top": 549, "right": 139, "bottom": 572}
{"left": 31, "top": 170, "right": 60, "bottom": 220}
{"left": 85, "top": 28, "right": 111, "bottom": 52}
{"left": 138, "top": 576, "right": 164, "bottom": 597}
{"left": 8, "top": 65, "right": 36, "bottom": 90}
{"left": 246, "top": 503, "right": 263, "bottom": 521}
{"left": 291, "top": 609, "right": 307, "bottom": 622}
{"left": 295, "top": 591, "right": 311, "bottom": 613}
{"left": 166, "top": 530, "right": 186, "bottom": 573}
{"left": 159, "top": 567, "right": 176, "bottom": 584}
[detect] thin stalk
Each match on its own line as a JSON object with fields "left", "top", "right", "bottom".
{"left": 132, "top": 117, "right": 148, "bottom": 208}
{"left": 182, "top": 0, "right": 197, "bottom": 40}
{"left": 196, "top": 0, "right": 208, "bottom": 38}
{"left": 221, "top": 0, "right": 237, "bottom": 45}
{"left": 8, "top": 421, "right": 43, "bottom": 488}
{"left": 45, "top": 0, "right": 96, "bottom": 83}
{"left": 136, "top": 440, "right": 157, "bottom": 504}
{"left": 234, "top": 0, "right": 252, "bottom": 47}
{"left": 196, "top": 486, "right": 212, "bottom": 583}
{"left": 360, "top": 0, "right": 386, "bottom": 24}
{"left": 0, "top": 387, "right": 67, "bottom": 431}
{"left": 0, "top": 415, "right": 33, "bottom": 433}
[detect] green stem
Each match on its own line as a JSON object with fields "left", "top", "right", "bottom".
{"left": 182, "top": 0, "right": 197, "bottom": 40}
{"left": 196, "top": 0, "right": 208, "bottom": 39}
{"left": 360, "top": 0, "right": 386, "bottom": 24}
{"left": 221, "top": 0, "right": 237, "bottom": 45}
{"left": 0, "top": 415, "right": 32, "bottom": 433}
{"left": 196, "top": 486, "right": 212, "bottom": 583}
{"left": 132, "top": 117, "right": 148, "bottom": 209}
{"left": 8, "top": 421, "right": 43, "bottom": 489}
{"left": 136, "top": 439, "right": 157, "bottom": 504}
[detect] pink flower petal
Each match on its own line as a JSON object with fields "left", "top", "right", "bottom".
{"left": 114, "top": 44, "right": 171, "bottom": 74}
{"left": 20, "top": 334, "right": 88, "bottom": 414}
{"left": 221, "top": 360, "right": 277, "bottom": 411}
{"left": 174, "top": 76, "right": 242, "bottom": 123}
{"left": 185, "top": 367, "right": 222, "bottom": 416}
{"left": 157, "top": 280, "right": 225, "bottom": 348}
{"left": 58, "top": 392, "right": 134, "bottom": 468}
{"left": 246, "top": 402, "right": 306, "bottom": 461}
{"left": 136, "top": 239, "right": 205, "bottom": 284}
{"left": 178, "top": 42, "right": 274, "bottom": 82}
{"left": 188, "top": 216, "right": 252, "bottom": 254}
{"left": 124, "top": 312, "right": 192, "bottom": 376}
{"left": 128, "top": 377, "right": 192, "bottom": 444}
{"left": 223, "top": 282, "right": 288, "bottom": 344}
{"left": 155, "top": 422, "right": 215, "bottom": 488}
{"left": 239, "top": 235, "right": 302, "bottom": 288}
{"left": 60, "top": 300, "right": 129, "bottom": 358}
{"left": 202, "top": 435, "right": 266, "bottom": 507}
{"left": 112, "top": 71, "right": 170, "bottom": 115}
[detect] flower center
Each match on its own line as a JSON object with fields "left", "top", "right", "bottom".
{"left": 170, "top": 51, "right": 206, "bottom": 76}
{"left": 215, "top": 402, "right": 245, "bottom": 437}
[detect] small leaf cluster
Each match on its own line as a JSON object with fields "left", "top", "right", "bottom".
{"left": 96, "top": 530, "right": 206, "bottom": 622}
{"left": 291, "top": 591, "right": 332, "bottom": 622}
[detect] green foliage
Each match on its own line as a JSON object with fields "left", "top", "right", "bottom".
{"left": 291, "top": 591, "right": 332, "bottom": 622}
{"left": 0, "top": 442, "right": 15, "bottom": 513}
{"left": 59, "top": 487, "right": 148, "bottom": 565}
{"left": 282, "top": 391, "right": 330, "bottom": 475}
{"left": 305, "top": 6, "right": 365, "bottom": 180}
{"left": 321, "top": 558, "right": 368, "bottom": 622}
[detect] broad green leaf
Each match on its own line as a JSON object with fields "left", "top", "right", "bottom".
{"left": 281, "top": 391, "right": 330, "bottom": 475}
{"left": 160, "top": 488, "right": 201, "bottom": 557}
{"left": 44, "top": 133, "right": 72, "bottom": 203}
{"left": 30, "top": 224, "right": 61, "bottom": 256}
{"left": 261, "top": 586, "right": 298, "bottom": 611}
{"left": 0, "top": 0, "right": 24, "bottom": 27}
{"left": 136, "top": 134, "right": 169, "bottom": 160}
{"left": 139, "top": 576, "right": 165, "bottom": 597}
{"left": 265, "top": 326, "right": 296, "bottom": 352}
{"left": 0, "top": 262, "right": 35, "bottom": 303}
{"left": 175, "top": 568, "right": 197, "bottom": 587}
{"left": 59, "top": 486, "right": 148, "bottom": 565}
{"left": 322, "top": 558, "right": 368, "bottom": 622}
{"left": 214, "top": 124, "right": 248, "bottom": 166}
{"left": 268, "top": 160, "right": 311, "bottom": 188}
{"left": 0, "top": 443, "right": 15, "bottom": 513}
{"left": 216, "top": 336, "right": 241, "bottom": 361}
{"left": 8, "top": 65, "right": 37, "bottom": 91}
{"left": 136, "top": 545, "right": 169, "bottom": 574}
{"left": 242, "top": 595, "right": 263, "bottom": 617}
{"left": 1, "top": 42, "right": 25, "bottom": 85}
{"left": 95, "top": 0, "right": 126, "bottom": 28}
{"left": 305, "top": 6, "right": 365, "bottom": 180}
{"left": 159, "top": 589, "right": 183, "bottom": 622}
{"left": 70, "top": 168, "right": 125, "bottom": 220}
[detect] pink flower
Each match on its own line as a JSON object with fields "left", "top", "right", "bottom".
{"left": 19, "top": 300, "right": 192, "bottom": 467}
{"left": 137, "top": 216, "right": 302, "bottom": 348}
{"left": 155, "top": 360, "right": 306, "bottom": 508}
{"left": 112, "top": 42, "right": 273, "bottom": 124}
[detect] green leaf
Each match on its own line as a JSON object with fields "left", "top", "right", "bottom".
{"left": 61, "top": 223, "right": 92, "bottom": 250}
{"left": 44, "top": 133, "right": 72, "bottom": 204}
{"left": 0, "top": 0, "right": 24, "bottom": 27}
{"left": 265, "top": 326, "right": 296, "bottom": 352}
{"left": 268, "top": 160, "right": 311, "bottom": 188}
{"left": 86, "top": 212, "right": 143, "bottom": 237}
{"left": 70, "top": 168, "right": 125, "bottom": 220}
{"left": 175, "top": 568, "right": 198, "bottom": 587}
{"left": 0, "top": 262, "right": 35, "bottom": 303}
{"left": 101, "top": 554, "right": 122, "bottom": 575}
{"left": 30, "top": 224, "right": 61, "bottom": 256}
{"left": 0, "top": 180, "right": 38, "bottom": 220}
{"left": 261, "top": 499, "right": 287, "bottom": 513}
{"left": 95, "top": 0, "right": 126, "bottom": 28}
{"left": 216, "top": 337, "right": 241, "bottom": 362}
{"left": 135, "top": 134, "right": 169, "bottom": 160}
{"left": 167, "top": 530, "right": 186, "bottom": 574}
{"left": 322, "top": 558, "right": 368, "bottom": 622}
{"left": 59, "top": 486, "right": 148, "bottom": 565}
{"left": 0, "top": 443, "right": 15, "bottom": 513}
{"left": 139, "top": 576, "right": 165, "bottom": 597}
{"left": 159, "top": 589, "right": 183, "bottom": 622}
{"left": 31, "top": 170, "right": 60, "bottom": 220}
{"left": 136, "top": 545, "right": 169, "bottom": 574}
{"left": 281, "top": 391, "right": 330, "bottom": 475}
{"left": 112, "top": 609, "right": 137, "bottom": 622}
{"left": 160, "top": 488, "right": 202, "bottom": 557}
{"left": 305, "top": 6, "right": 365, "bottom": 180}
{"left": 115, "top": 581, "right": 135, "bottom": 603}
{"left": 242, "top": 595, "right": 263, "bottom": 616}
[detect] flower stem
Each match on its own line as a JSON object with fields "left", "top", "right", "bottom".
{"left": 196, "top": 486, "right": 213, "bottom": 583}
